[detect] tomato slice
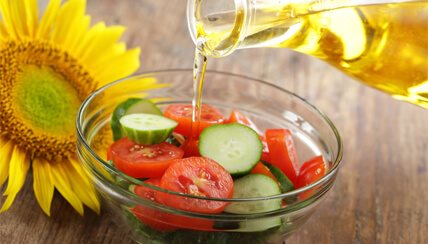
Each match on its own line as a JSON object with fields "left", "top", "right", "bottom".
{"left": 107, "top": 138, "right": 184, "bottom": 178}
{"left": 296, "top": 155, "right": 326, "bottom": 200}
{"left": 227, "top": 110, "right": 261, "bottom": 134}
{"left": 157, "top": 157, "right": 233, "bottom": 214}
{"left": 296, "top": 155, "right": 326, "bottom": 188}
{"left": 250, "top": 162, "right": 277, "bottom": 181}
{"left": 265, "top": 129, "right": 299, "bottom": 185}
{"left": 132, "top": 178, "right": 177, "bottom": 231}
{"left": 133, "top": 178, "right": 214, "bottom": 231}
{"left": 163, "top": 104, "right": 225, "bottom": 138}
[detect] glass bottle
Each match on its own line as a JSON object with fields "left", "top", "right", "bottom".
{"left": 187, "top": 0, "right": 428, "bottom": 108}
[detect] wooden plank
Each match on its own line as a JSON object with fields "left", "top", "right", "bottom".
{"left": 1, "top": 0, "right": 427, "bottom": 243}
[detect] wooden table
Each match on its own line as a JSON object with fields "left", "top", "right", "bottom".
{"left": 1, "top": 1, "right": 427, "bottom": 243}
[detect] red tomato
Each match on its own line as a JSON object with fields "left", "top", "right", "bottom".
{"left": 265, "top": 129, "right": 299, "bottom": 185}
{"left": 296, "top": 155, "right": 326, "bottom": 200}
{"left": 250, "top": 162, "right": 277, "bottom": 181}
{"left": 182, "top": 138, "right": 200, "bottom": 157}
{"left": 107, "top": 138, "right": 184, "bottom": 178}
{"left": 163, "top": 104, "right": 225, "bottom": 138}
{"left": 156, "top": 212, "right": 214, "bottom": 231}
{"left": 132, "top": 178, "right": 177, "bottom": 231}
{"left": 227, "top": 110, "right": 261, "bottom": 134}
{"left": 260, "top": 136, "right": 270, "bottom": 162}
{"left": 157, "top": 157, "right": 233, "bottom": 214}
{"left": 133, "top": 178, "right": 214, "bottom": 231}
{"left": 296, "top": 155, "right": 326, "bottom": 188}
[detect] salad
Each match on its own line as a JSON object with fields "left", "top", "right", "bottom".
{"left": 106, "top": 98, "right": 328, "bottom": 239}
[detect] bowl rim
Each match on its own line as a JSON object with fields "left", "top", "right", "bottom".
{"left": 76, "top": 68, "right": 343, "bottom": 205}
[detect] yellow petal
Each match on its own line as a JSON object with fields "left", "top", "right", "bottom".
{"left": 32, "top": 158, "right": 54, "bottom": 216}
{"left": 0, "top": 139, "right": 14, "bottom": 187}
{"left": 50, "top": 161, "right": 84, "bottom": 215}
{"left": 73, "top": 22, "right": 106, "bottom": 58}
{"left": 0, "top": 22, "right": 8, "bottom": 40}
{"left": 89, "top": 42, "right": 126, "bottom": 68}
{"left": 36, "top": 0, "right": 61, "bottom": 39}
{"left": 51, "top": 0, "right": 86, "bottom": 45}
{"left": 95, "top": 48, "right": 141, "bottom": 85}
{"left": 9, "top": 0, "right": 28, "bottom": 38}
{"left": 66, "top": 158, "right": 100, "bottom": 214}
{"left": 0, "top": 146, "right": 29, "bottom": 212}
{"left": 80, "top": 26, "right": 125, "bottom": 64}
{"left": 22, "top": 0, "right": 39, "bottom": 37}
{"left": 62, "top": 15, "right": 91, "bottom": 54}
{"left": 0, "top": 0, "right": 18, "bottom": 39}
{"left": 0, "top": 136, "right": 6, "bottom": 147}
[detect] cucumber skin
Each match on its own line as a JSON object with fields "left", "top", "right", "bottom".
{"left": 262, "top": 161, "right": 294, "bottom": 193}
{"left": 199, "top": 123, "right": 263, "bottom": 176}
{"left": 225, "top": 174, "right": 281, "bottom": 214}
{"left": 121, "top": 124, "right": 175, "bottom": 145}
{"left": 111, "top": 98, "right": 162, "bottom": 141}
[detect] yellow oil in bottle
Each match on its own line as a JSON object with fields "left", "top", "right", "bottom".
{"left": 195, "top": 2, "right": 428, "bottom": 108}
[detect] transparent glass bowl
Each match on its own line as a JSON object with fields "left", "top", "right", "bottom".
{"left": 76, "top": 69, "right": 342, "bottom": 243}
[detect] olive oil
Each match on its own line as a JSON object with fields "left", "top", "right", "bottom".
{"left": 191, "top": 1, "right": 428, "bottom": 108}
{"left": 191, "top": 46, "right": 207, "bottom": 139}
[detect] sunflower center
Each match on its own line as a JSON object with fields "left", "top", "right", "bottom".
{"left": 0, "top": 41, "right": 97, "bottom": 160}
{"left": 13, "top": 65, "right": 81, "bottom": 135}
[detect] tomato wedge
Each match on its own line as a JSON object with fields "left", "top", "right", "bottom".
{"left": 250, "top": 162, "right": 277, "bottom": 181}
{"left": 163, "top": 104, "right": 225, "bottom": 138}
{"left": 296, "top": 155, "right": 326, "bottom": 200}
{"left": 260, "top": 136, "right": 270, "bottom": 162}
{"left": 296, "top": 155, "right": 326, "bottom": 188}
{"left": 107, "top": 138, "right": 184, "bottom": 178}
{"left": 132, "top": 178, "right": 177, "bottom": 231}
{"left": 157, "top": 157, "right": 233, "bottom": 214}
{"left": 265, "top": 129, "right": 299, "bottom": 185}
{"left": 227, "top": 110, "right": 261, "bottom": 134}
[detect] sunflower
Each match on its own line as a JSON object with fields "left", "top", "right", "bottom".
{"left": 0, "top": 0, "right": 152, "bottom": 216}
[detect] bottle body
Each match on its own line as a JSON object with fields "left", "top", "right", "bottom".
{"left": 187, "top": 0, "right": 428, "bottom": 108}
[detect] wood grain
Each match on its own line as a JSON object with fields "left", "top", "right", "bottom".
{"left": 1, "top": 0, "right": 427, "bottom": 243}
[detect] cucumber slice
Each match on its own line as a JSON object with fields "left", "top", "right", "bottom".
{"left": 225, "top": 174, "right": 281, "bottom": 214}
{"left": 262, "top": 161, "right": 294, "bottom": 193}
{"left": 111, "top": 98, "right": 162, "bottom": 141}
{"left": 237, "top": 217, "right": 282, "bottom": 232}
{"left": 120, "top": 113, "right": 177, "bottom": 145}
{"left": 213, "top": 218, "right": 281, "bottom": 232}
{"left": 199, "top": 123, "right": 262, "bottom": 175}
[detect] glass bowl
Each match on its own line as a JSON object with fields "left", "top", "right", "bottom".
{"left": 76, "top": 69, "right": 342, "bottom": 243}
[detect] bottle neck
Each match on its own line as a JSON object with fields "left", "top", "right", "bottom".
{"left": 187, "top": 0, "right": 418, "bottom": 57}
{"left": 187, "top": 0, "right": 251, "bottom": 57}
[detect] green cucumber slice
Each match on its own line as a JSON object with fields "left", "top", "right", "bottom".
{"left": 224, "top": 174, "right": 281, "bottom": 214}
{"left": 199, "top": 123, "right": 262, "bottom": 176}
{"left": 237, "top": 217, "right": 282, "bottom": 232}
{"left": 120, "top": 113, "right": 177, "bottom": 145}
{"left": 262, "top": 161, "right": 294, "bottom": 193}
{"left": 213, "top": 217, "right": 281, "bottom": 232}
{"left": 111, "top": 98, "right": 162, "bottom": 141}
